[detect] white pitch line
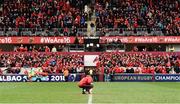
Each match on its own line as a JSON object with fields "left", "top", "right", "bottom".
{"left": 88, "top": 94, "right": 93, "bottom": 104}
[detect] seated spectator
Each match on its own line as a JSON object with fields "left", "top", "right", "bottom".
{"left": 95, "top": 0, "right": 180, "bottom": 35}
{"left": 0, "top": 0, "right": 90, "bottom": 36}
{"left": 0, "top": 53, "right": 84, "bottom": 75}
{"left": 99, "top": 52, "right": 180, "bottom": 74}
{"left": 51, "top": 46, "right": 57, "bottom": 52}
{"left": 0, "top": 0, "right": 179, "bottom": 36}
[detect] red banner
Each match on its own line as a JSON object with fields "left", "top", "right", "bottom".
{"left": 0, "top": 37, "right": 84, "bottom": 44}
{"left": 1, "top": 36, "right": 180, "bottom": 44}
{"left": 100, "top": 36, "right": 180, "bottom": 44}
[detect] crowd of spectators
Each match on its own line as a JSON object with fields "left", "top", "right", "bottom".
{"left": 1, "top": 52, "right": 180, "bottom": 75}
{"left": 98, "top": 53, "right": 180, "bottom": 74}
{"left": 0, "top": 0, "right": 90, "bottom": 29}
{"left": 0, "top": 53, "right": 84, "bottom": 74}
{"left": 13, "top": 45, "right": 68, "bottom": 52}
{"left": 95, "top": 0, "right": 180, "bottom": 35}
{"left": 0, "top": 0, "right": 179, "bottom": 36}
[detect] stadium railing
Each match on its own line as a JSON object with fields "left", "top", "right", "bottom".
{"left": 0, "top": 27, "right": 169, "bottom": 37}
{"left": 0, "top": 28, "right": 88, "bottom": 37}
{"left": 96, "top": 28, "right": 164, "bottom": 36}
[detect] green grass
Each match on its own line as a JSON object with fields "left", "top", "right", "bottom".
{"left": 0, "top": 82, "right": 180, "bottom": 103}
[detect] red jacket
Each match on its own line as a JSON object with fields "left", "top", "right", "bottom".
{"left": 78, "top": 75, "right": 93, "bottom": 87}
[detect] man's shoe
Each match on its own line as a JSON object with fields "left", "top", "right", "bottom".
{"left": 82, "top": 89, "right": 86, "bottom": 94}
{"left": 88, "top": 88, "right": 92, "bottom": 94}
{"left": 82, "top": 91, "right": 86, "bottom": 94}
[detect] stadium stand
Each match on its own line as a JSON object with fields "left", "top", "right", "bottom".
{"left": 0, "top": 0, "right": 179, "bottom": 76}
{"left": 95, "top": 0, "right": 180, "bottom": 36}
{"left": 0, "top": 52, "right": 180, "bottom": 75}
{"left": 0, "top": 0, "right": 89, "bottom": 36}
{"left": 0, "top": 0, "right": 179, "bottom": 36}
{"left": 0, "top": 53, "right": 84, "bottom": 74}
{"left": 99, "top": 52, "right": 180, "bottom": 74}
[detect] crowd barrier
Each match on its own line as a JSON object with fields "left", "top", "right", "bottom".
{"left": 1, "top": 74, "right": 180, "bottom": 82}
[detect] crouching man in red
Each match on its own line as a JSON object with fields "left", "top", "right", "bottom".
{"left": 78, "top": 71, "right": 94, "bottom": 94}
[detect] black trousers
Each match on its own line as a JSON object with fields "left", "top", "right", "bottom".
{"left": 65, "top": 76, "right": 68, "bottom": 82}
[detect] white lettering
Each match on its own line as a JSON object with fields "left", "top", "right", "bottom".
{"left": 164, "top": 37, "right": 180, "bottom": 43}
{"left": 0, "top": 37, "right": 12, "bottom": 43}
{"left": 135, "top": 37, "right": 158, "bottom": 43}
{"left": 155, "top": 76, "right": 180, "bottom": 81}
{"left": 7, "top": 76, "right": 11, "bottom": 81}
{"left": 0, "top": 75, "right": 22, "bottom": 82}
{"left": 11, "top": 76, "right": 16, "bottom": 81}
{"left": 16, "top": 76, "right": 22, "bottom": 81}
{"left": 40, "top": 37, "right": 71, "bottom": 43}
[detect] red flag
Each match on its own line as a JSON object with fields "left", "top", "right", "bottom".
{"left": 93, "top": 56, "right": 99, "bottom": 63}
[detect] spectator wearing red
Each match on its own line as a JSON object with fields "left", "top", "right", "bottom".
{"left": 19, "top": 44, "right": 24, "bottom": 52}
{"left": 24, "top": 46, "right": 28, "bottom": 52}
{"left": 150, "top": 66, "right": 155, "bottom": 74}
{"left": 142, "top": 67, "right": 147, "bottom": 73}
{"left": 134, "top": 68, "right": 140, "bottom": 73}
{"left": 45, "top": 46, "right": 50, "bottom": 52}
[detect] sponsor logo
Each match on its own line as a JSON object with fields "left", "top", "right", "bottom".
{"left": 0, "top": 75, "right": 24, "bottom": 82}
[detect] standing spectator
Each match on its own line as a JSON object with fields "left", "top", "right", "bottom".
{"left": 19, "top": 44, "right": 24, "bottom": 52}
{"left": 51, "top": 46, "right": 57, "bottom": 52}
{"left": 57, "top": 45, "right": 63, "bottom": 52}
{"left": 104, "top": 65, "right": 110, "bottom": 82}
{"left": 169, "top": 45, "right": 175, "bottom": 52}
{"left": 14, "top": 46, "right": 18, "bottom": 52}
{"left": 63, "top": 68, "right": 69, "bottom": 82}
{"left": 32, "top": 46, "right": 37, "bottom": 52}
{"left": 29, "top": 46, "right": 33, "bottom": 52}
{"left": 38, "top": 46, "right": 43, "bottom": 52}
{"left": 24, "top": 46, "right": 28, "bottom": 52}
{"left": 45, "top": 46, "right": 50, "bottom": 52}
